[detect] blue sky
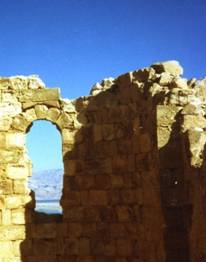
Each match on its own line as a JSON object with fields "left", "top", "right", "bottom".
{"left": 1, "top": 0, "right": 205, "bottom": 170}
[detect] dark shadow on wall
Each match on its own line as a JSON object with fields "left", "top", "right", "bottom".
{"left": 19, "top": 80, "right": 166, "bottom": 261}
{"left": 19, "top": 80, "right": 193, "bottom": 261}
{"left": 159, "top": 112, "right": 193, "bottom": 262}
{"left": 185, "top": 130, "right": 206, "bottom": 262}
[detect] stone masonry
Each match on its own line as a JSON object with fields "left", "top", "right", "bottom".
{"left": 1, "top": 61, "right": 206, "bottom": 261}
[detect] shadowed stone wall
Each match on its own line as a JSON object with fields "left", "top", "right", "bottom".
{"left": 1, "top": 61, "right": 206, "bottom": 261}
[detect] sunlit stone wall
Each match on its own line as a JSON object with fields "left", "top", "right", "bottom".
{"left": 1, "top": 61, "right": 206, "bottom": 261}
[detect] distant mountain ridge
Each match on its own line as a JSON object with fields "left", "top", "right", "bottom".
{"left": 28, "top": 168, "right": 63, "bottom": 201}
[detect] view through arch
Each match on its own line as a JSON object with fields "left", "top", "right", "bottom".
{"left": 26, "top": 120, "right": 63, "bottom": 214}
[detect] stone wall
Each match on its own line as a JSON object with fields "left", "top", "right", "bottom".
{"left": 1, "top": 61, "right": 206, "bottom": 261}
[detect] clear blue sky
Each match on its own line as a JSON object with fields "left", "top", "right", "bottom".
{"left": 1, "top": 0, "right": 205, "bottom": 170}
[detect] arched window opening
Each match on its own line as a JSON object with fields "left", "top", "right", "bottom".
{"left": 27, "top": 120, "right": 63, "bottom": 214}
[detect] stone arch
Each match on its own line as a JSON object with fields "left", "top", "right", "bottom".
{"left": 9, "top": 100, "right": 80, "bottom": 217}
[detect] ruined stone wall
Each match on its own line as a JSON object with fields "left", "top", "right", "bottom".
{"left": 1, "top": 61, "right": 206, "bottom": 261}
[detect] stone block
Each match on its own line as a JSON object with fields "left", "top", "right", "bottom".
{"left": 120, "top": 190, "right": 138, "bottom": 204}
{"left": 0, "top": 225, "right": 25, "bottom": 240}
{"left": 157, "top": 105, "right": 180, "bottom": 127}
{"left": 0, "top": 150, "right": 22, "bottom": 164}
{"left": 23, "top": 108, "right": 37, "bottom": 122}
{"left": 62, "top": 129, "right": 76, "bottom": 144}
{"left": 64, "top": 159, "right": 77, "bottom": 176}
{"left": 116, "top": 239, "right": 132, "bottom": 256}
{"left": 140, "top": 133, "right": 151, "bottom": 153}
{"left": 0, "top": 116, "right": 12, "bottom": 131}
{"left": 151, "top": 60, "right": 183, "bottom": 76}
{"left": 2, "top": 209, "right": 11, "bottom": 225}
{"left": 65, "top": 238, "right": 79, "bottom": 255}
{"left": 0, "top": 196, "right": 5, "bottom": 210}
{"left": 0, "top": 103, "right": 22, "bottom": 119}
{"left": 5, "top": 195, "right": 32, "bottom": 209}
{"left": 104, "top": 240, "right": 116, "bottom": 256}
{"left": 0, "top": 179, "right": 13, "bottom": 194}
{"left": 13, "top": 180, "right": 29, "bottom": 194}
{"left": 32, "top": 224, "right": 57, "bottom": 239}
{"left": 79, "top": 238, "right": 90, "bottom": 255}
{"left": 34, "top": 104, "right": 48, "bottom": 119}
{"left": 63, "top": 191, "right": 81, "bottom": 206}
{"left": 7, "top": 165, "right": 30, "bottom": 179}
{"left": 5, "top": 132, "right": 25, "bottom": 149}
{"left": 183, "top": 115, "right": 206, "bottom": 131}
{"left": 102, "top": 124, "right": 114, "bottom": 140}
{"left": 159, "top": 72, "right": 173, "bottom": 85}
{"left": 12, "top": 240, "right": 23, "bottom": 257}
{"left": 32, "top": 239, "right": 55, "bottom": 255}
{"left": 157, "top": 126, "right": 172, "bottom": 148}
{"left": 0, "top": 241, "right": 13, "bottom": 256}
{"left": 68, "top": 223, "right": 82, "bottom": 238}
{"left": 81, "top": 223, "right": 96, "bottom": 237}
{"left": 12, "top": 115, "right": 30, "bottom": 132}
{"left": 111, "top": 175, "right": 124, "bottom": 188}
{"left": 61, "top": 99, "right": 76, "bottom": 113}
{"left": 46, "top": 107, "right": 60, "bottom": 122}
{"left": 56, "top": 112, "right": 76, "bottom": 129}
{"left": 11, "top": 209, "right": 25, "bottom": 224}
{"left": 93, "top": 125, "right": 102, "bottom": 142}
{"left": 18, "top": 88, "right": 60, "bottom": 102}
{"left": 63, "top": 207, "right": 84, "bottom": 222}
{"left": 95, "top": 175, "right": 110, "bottom": 189}
{"left": 116, "top": 206, "right": 131, "bottom": 221}
{"left": 89, "top": 190, "right": 108, "bottom": 205}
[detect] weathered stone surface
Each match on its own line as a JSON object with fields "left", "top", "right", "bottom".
{"left": 151, "top": 60, "right": 183, "bottom": 76}
{"left": 34, "top": 104, "right": 48, "bottom": 119}
{"left": 7, "top": 165, "right": 30, "bottom": 179}
{"left": 18, "top": 88, "right": 60, "bottom": 102}
{"left": 0, "top": 116, "right": 12, "bottom": 131}
{"left": 2, "top": 62, "right": 206, "bottom": 261}
{"left": 5, "top": 132, "right": 25, "bottom": 149}
{"left": 11, "top": 209, "right": 25, "bottom": 224}
{"left": 0, "top": 225, "right": 25, "bottom": 240}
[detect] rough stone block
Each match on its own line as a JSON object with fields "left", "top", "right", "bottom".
{"left": 0, "top": 179, "right": 13, "bottom": 194}
{"left": 140, "top": 133, "right": 151, "bottom": 153}
{"left": 5, "top": 195, "right": 32, "bottom": 209}
{"left": 2, "top": 209, "right": 11, "bottom": 225}
{"left": 7, "top": 165, "right": 30, "bottom": 179}
{"left": 32, "top": 224, "right": 57, "bottom": 239}
{"left": 183, "top": 115, "right": 206, "bottom": 131}
{"left": 62, "top": 129, "right": 76, "bottom": 144}
{"left": 5, "top": 132, "right": 25, "bottom": 149}
{"left": 64, "top": 159, "right": 77, "bottom": 176}
{"left": 102, "top": 124, "right": 115, "bottom": 140}
{"left": 18, "top": 88, "right": 60, "bottom": 102}
{"left": 12, "top": 115, "right": 30, "bottom": 132}
{"left": 13, "top": 180, "right": 29, "bottom": 194}
{"left": 0, "top": 116, "right": 12, "bottom": 131}
{"left": 79, "top": 238, "right": 90, "bottom": 255}
{"left": 11, "top": 209, "right": 25, "bottom": 224}
{"left": 0, "top": 150, "right": 22, "bottom": 164}
{"left": 34, "top": 104, "right": 48, "bottom": 119}
{"left": 0, "top": 241, "right": 13, "bottom": 256}
{"left": 116, "top": 239, "right": 132, "bottom": 256}
{"left": 46, "top": 107, "right": 60, "bottom": 122}
{"left": 93, "top": 125, "right": 102, "bottom": 142}
{"left": 89, "top": 190, "right": 108, "bottom": 205}
{"left": 23, "top": 108, "right": 37, "bottom": 122}
{"left": 151, "top": 60, "right": 183, "bottom": 76}
{"left": 0, "top": 225, "right": 25, "bottom": 240}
